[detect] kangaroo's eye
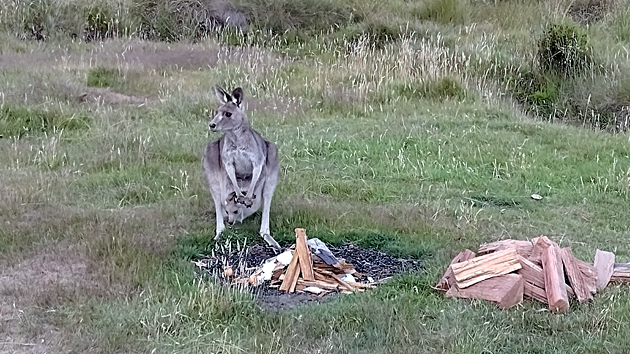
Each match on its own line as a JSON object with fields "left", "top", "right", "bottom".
{"left": 233, "top": 210, "right": 238, "bottom": 214}
{"left": 225, "top": 112, "right": 232, "bottom": 117}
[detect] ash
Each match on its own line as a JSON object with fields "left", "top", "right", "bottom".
{"left": 194, "top": 242, "right": 423, "bottom": 311}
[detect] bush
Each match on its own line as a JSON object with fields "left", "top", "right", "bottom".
{"left": 537, "top": 21, "right": 591, "bottom": 77}
{"left": 529, "top": 77, "right": 559, "bottom": 115}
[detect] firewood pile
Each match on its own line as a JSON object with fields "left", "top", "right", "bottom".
{"left": 436, "top": 236, "right": 630, "bottom": 312}
{"left": 231, "top": 228, "right": 376, "bottom": 296}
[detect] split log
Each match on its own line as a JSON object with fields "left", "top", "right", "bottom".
{"left": 295, "top": 228, "right": 314, "bottom": 281}
{"left": 560, "top": 248, "right": 592, "bottom": 303}
{"left": 529, "top": 236, "right": 559, "bottom": 265}
{"left": 478, "top": 239, "right": 534, "bottom": 258}
{"left": 611, "top": 263, "right": 630, "bottom": 283}
{"left": 297, "top": 279, "right": 339, "bottom": 290}
{"left": 445, "top": 274, "right": 524, "bottom": 309}
{"left": 301, "top": 286, "right": 329, "bottom": 295}
{"left": 518, "top": 255, "right": 574, "bottom": 303}
{"left": 574, "top": 258, "right": 597, "bottom": 295}
{"left": 316, "top": 269, "right": 355, "bottom": 291}
{"left": 541, "top": 243, "right": 569, "bottom": 313}
{"left": 345, "top": 281, "right": 376, "bottom": 289}
{"left": 594, "top": 249, "right": 615, "bottom": 290}
{"left": 451, "top": 248, "right": 521, "bottom": 288}
{"left": 435, "top": 249, "right": 476, "bottom": 291}
{"left": 517, "top": 256, "right": 547, "bottom": 304}
{"left": 279, "top": 247, "right": 301, "bottom": 293}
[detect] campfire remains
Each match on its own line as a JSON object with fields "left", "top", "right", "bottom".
{"left": 231, "top": 228, "right": 377, "bottom": 296}
{"left": 436, "top": 236, "right": 630, "bottom": 312}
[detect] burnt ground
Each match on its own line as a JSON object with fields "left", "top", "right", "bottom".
{"left": 195, "top": 243, "right": 423, "bottom": 311}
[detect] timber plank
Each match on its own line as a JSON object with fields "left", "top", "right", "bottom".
{"left": 435, "top": 249, "right": 476, "bottom": 291}
{"left": 451, "top": 248, "right": 521, "bottom": 288}
{"left": 594, "top": 249, "right": 615, "bottom": 290}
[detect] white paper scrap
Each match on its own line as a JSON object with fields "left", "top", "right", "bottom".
{"left": 276, "top": 250, "right": 294, "bottom": 265}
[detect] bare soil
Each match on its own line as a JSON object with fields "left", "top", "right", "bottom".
{"left": 0, "top": 244, "right": 97, "bottom": 354}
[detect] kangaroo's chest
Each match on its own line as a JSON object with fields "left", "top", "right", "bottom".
{"left": 224, "top": 144, "right": 255, "bottom": 176}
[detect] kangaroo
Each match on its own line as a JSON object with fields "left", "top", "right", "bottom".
{"left": 202, "top": 86, "right": 281, "bottom": 251}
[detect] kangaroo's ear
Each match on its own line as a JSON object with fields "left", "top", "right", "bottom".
{"left": 231, "top": 87, "right": 243, "bottom": 107}
{"left": 215, "top": 85, "right": 231, "bottom": 104}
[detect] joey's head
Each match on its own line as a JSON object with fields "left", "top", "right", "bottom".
{"left": 223, "top": 192, "right": 244, "bottom": 225}
{"left": 209, "top": 86, "right": 247, "bottom": 132}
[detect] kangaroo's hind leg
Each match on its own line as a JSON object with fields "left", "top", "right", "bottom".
{"left": 259, "top": 141, "right": 280, "bottom": 251}
{"left": 203, "top": 140, "right": 228, "bottom": 239}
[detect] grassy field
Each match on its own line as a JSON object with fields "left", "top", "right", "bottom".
{"left": 2, "top": 0, "right": 630, "bottom": 353}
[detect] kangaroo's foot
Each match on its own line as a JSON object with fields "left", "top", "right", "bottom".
{"left": 261, "top": 233, "right": 281, "bottom": 253}
{"left": 237, "top": 195, "right": 254, "bottom": 207}
{"left": 240, "top": 191, "right": 257, "bottom": 200}
{"left": 214, "top": 223, "right": 225, "bottom": 240}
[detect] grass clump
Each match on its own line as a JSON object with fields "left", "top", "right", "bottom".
{"left": 87, "top": 67, "right": 120, "bottom": 88}
{"left": 412, "top": 0, "right": 471, "bottom": 25}
{"left": 0, "top": 105, "right": 90, "bottom": 138}
{"left": 2, "top": 0, "right": 133, "bottom": 41}
{"left": 537, "top": 21, "right": 592, "bottom": 77}
{"left": 237, "top": 0, "right": 356, "bottom": 35}
{"left": 375, "top": 77, "right": 468, "bottom": 104}
{"left": 613, "top": 7, "right": 630, "bottom": 42}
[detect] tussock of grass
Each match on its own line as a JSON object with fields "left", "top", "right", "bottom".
{"left": 0, "top": 104, "right": 91, "bottom": 138}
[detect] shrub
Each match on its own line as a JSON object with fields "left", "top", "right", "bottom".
{"left": 537, "top": 21, "right": 591, "bottom": 77}
{"left": 529, "top": 78, "right": 559, "bottom": 114}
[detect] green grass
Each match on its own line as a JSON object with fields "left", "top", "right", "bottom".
{"left": 2, "top": 0, "right": 630, "bottom": 353}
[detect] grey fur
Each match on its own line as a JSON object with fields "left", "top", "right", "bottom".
{"left": 202, "top": 86, "right": 281, "bottom": 250}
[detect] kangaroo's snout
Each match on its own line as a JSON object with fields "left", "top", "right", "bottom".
{"left": 209, "top": 122, "right": 217, "bottom": 130}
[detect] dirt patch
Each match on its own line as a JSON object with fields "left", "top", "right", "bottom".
{"left": 0, "top": 243, "right": 100, "bottom": 354}
{"left": 78, "top": 87, "right": 150, "bottom": 105}
{"left": 103, "top": 47, "right": 222, "bottom": 71}
{"left": 196, "top": 243, "right": 423, "bottom": 311}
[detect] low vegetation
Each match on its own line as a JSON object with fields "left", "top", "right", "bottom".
{"left": 1, "top": 0, "right": 630, "bottom": 353}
